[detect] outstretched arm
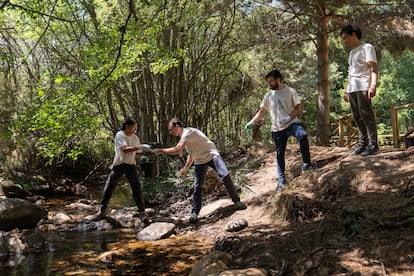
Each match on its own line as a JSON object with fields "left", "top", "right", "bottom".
{"left": 153, "top": 141, "right": 186, "bottom": 156}
{"left": 249, "top": 107, "right": 267, "bottom": 124}
{"left": 245, "top": 108, "right": 267, "bottom": 130}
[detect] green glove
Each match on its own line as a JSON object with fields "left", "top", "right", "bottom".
{"left": 245, "top": 121, "right": 253, "bottom": 131}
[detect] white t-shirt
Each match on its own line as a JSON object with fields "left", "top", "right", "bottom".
{"left": 260, "top": 85, "right": 301, "bottom": 132}
{"left": 111, "top": 130, "right": 141, "bottom": 168}
{"left": 346, "top": 42, "right": 377, "bottom": 93}
{"left": 180, "top": 127, "right": 219, "bottom": 165}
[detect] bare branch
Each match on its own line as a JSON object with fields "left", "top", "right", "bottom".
{"left": 9, "top": 1, "right": 74, "bottom": 23}
{"left": 26, "top": 0, "right": 58, "bottom": 58}
{"left": 90, "top": 1, "right": 133, "bottom": 93}
{"left": 0, "top": 0, "right": 10, "bottom": 10}
{"left": 284, "top": 1, "right": 317, "bottom": 48}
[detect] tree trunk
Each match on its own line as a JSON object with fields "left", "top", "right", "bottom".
{"left": 316, "top": 11, "right": 330, "bottom": 146}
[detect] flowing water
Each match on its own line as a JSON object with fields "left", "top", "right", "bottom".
{"left": 0, "top": 183, "right": 214, "bottom": 275}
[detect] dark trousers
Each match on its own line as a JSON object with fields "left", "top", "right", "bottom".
{"left": 349, "top": 91, "right": 378, "bottom": 147}
{"left": 100, "top": 164, "right": 145, "bottom": 212}
{"left": 192, "top": 155, "right": 240, "bottom": 214}
{"left": 272, "top": 123, "right": 311, "bottom": 181}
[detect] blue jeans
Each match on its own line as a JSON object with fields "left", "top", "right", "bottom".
{"left": 272, "top": 123, "right": 311, "bottom": 182}
{"left": 100, "top": 164, "right": 145, "bottom": 212}
{"left": 192, "top": 155, "right": 240, "bottom": 214}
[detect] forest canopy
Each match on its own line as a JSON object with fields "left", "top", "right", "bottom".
{"left": 0, "top": 0, "right": 413, "bottom": 171}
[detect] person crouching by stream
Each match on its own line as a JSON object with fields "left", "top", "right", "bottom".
{"left": 153, "top": 118, "right": 247, "bottom": 223}
{"left": 87, "top": 117, "right": 149, "bottom": 222}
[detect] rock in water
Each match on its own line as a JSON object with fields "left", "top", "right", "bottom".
{"left": 0, "top": 198, "right": 47, "bottom": 231}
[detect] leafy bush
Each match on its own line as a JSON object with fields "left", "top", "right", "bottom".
{"left": 11, "top": 75, "right": 103, "bottom": 169}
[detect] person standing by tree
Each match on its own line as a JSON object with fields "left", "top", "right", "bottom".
{"left": 87, "top": 117, "right": 149, "bottom": 221}
{"left": 245, "top": 69, "right": 317, "bottom": 191}
{"left": 153, "top": 118, "right": 247, "bottom": 223}
{"left": 341, "top": 24, "right": 379, "bottom": 156}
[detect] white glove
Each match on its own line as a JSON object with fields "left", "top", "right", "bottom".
{"left": 279, "top": 116, "right": 291, "bottom": 125}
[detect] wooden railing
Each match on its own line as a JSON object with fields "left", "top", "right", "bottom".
{"left": 331, "top": 103, "right": 413, "bottom": 148}
{"left": 391, "top": 103, "right": 414, "bottom": 148}
{"left": 332, "top": 114, "right": 358, "bottom": 147}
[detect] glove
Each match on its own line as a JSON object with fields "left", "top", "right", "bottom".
{"left": 279, "top": 116, "right": 291, "bottom": 125}
{"left": 244, "top": 121, "right": 253, "bottom": 131}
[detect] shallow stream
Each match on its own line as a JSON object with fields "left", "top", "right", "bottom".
{"left": 0, "top": 183, "right": 214, "bottom": 275}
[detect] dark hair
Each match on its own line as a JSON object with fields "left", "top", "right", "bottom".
{"left": 266, "top": 69, "right": 283, "bottom": 81}
{"left": 169, "top": 118, "right": 183, "bottom": 128}
{"left": 121, "top": 117, "right": 137, "bottom": 130}
{"left": 341, "top": 24, "right": 362, "bottom": 39}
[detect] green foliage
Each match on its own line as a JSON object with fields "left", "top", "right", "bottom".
{"left": 1, "top": 0, "right": 414, "bottom": 173}
{"left": 13, "top": 74, "right": 102, "bottom": 166}
{"left": 375, "top": 50, "right": 414, "bottom": 133}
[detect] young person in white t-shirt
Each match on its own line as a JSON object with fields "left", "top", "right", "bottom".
{"left": 87, "top": 117, "right": 149, "bottom": 221}
{"left": 153, "top": 118, "right": 247, "bottom": 223}
{"left": 341, "top": 24, "right": 379, "bottom": 156}
{"left": 245, "top": 69, "right": 317, "bottom": 191}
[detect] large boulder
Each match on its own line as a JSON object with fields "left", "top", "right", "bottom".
{"left": 0, "top": 198, "right": 47, "bottom": 231}
{"left": 0, "top": 178, "right": 31, "bottom": 199}
{"left": 1, "top": 183, "right": 31, "bottom": 199}
{"left": 199, "top": 199, "right": 235, "bottom": 220}
{"left": 136, "top": 222, "right": 176, "bottom": 241}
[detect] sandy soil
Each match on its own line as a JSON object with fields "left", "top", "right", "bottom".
{"left": 192, "top": 144, "right": 414, "bottom": 275}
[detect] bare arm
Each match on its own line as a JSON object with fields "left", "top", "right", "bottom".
{"left": 368, "top": 61, "right": 378, "bottom": 99}
{"left": 289, "top": 104, "right": 301, "bottom": 119}
{"left": 153, "top": 141, "right": 186, "bottom": 156}
{"left": 249, "top": 107, "right": 267, "bottom": 124}
{"left": 180, "top": 154, "right": 193, "bottom": 177}
{"left": 121, "top": 145, "right": 140, "bottom": 153}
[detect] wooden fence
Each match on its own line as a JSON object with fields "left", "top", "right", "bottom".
{"left": 391, "top": 103, "right": 414, "bottom": 148}
{"left": 331, "top": 103, "right": 413, "bottom": 148}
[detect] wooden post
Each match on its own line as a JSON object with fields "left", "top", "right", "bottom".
{"left": 391, "top": 103, "right": 414, "bottom": 148}
{"left": 339, "top": 117, "right": 344, "bottom": 147}
{"left": 391, "top": 106, "right": 399, "bottom": 148}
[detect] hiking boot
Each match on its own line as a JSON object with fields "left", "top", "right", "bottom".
{"left": 188, "top": 213, "right": 198, "bottom": 223}
{"left": 276, "top": 179, "right": 287, "bottom": 192}
{"left": 301, "top": 163, "right": 318, "bottom": 172}
{"left": 87, "top": 209, "right": 106, "bottom": 221}
{"left": 349, "top": 145, "right": 365, "bottom": 156}
{"left": 361, "top": 144, "right": 379, "bottom": 156}
{"left": 234, "top": 201, "right": 247, "bottom": 210}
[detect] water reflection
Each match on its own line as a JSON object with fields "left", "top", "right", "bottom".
{"left": 1, "top": 230, "right": 213, "bottom": 275}
{"left": 88, "top": 181, "right": 137, "bottom": 209}
{"left": 1, "top": 182, "right": 214, "bottom": 275}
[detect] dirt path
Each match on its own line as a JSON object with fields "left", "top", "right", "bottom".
{"left": 193, "top": 145, "right": 414, "bottom": 275}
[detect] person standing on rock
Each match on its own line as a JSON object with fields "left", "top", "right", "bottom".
{"left": 153, "top": 118, "right": 247, "bottom": 223}
{"left": 87, "top": 117, "right": 149, "bottom": 221}
{"left": 341, "top": 24, "right": 379, "bottom": 156}
{"left": 245, "top": 69, "right": 318, "bottom": 191}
